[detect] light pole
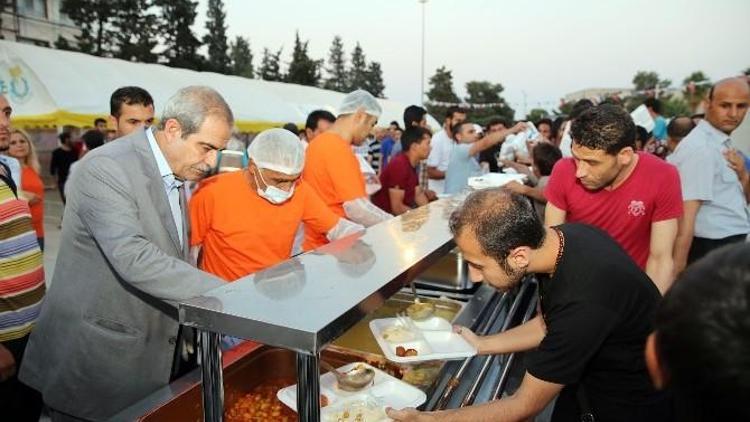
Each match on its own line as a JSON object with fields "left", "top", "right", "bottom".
{"left": 419, "top": 0, "right": 428, "bottom": 106}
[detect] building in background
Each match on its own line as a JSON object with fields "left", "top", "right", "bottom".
{"left": 0, "top": 0, "right": 79, "bottom": 47}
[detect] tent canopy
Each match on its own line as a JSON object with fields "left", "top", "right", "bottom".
{"left": 0, "top": 40, "right": 439, "bottom": 132}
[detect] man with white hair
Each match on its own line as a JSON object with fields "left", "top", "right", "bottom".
{"left": 303, "top": 89, "right": 393, "bottom": 250}
{"left": 190, "top": 128, "right": 363, "bottom": 282}
{"left": 20, "top": 86, "right": 233, "bottom": 421}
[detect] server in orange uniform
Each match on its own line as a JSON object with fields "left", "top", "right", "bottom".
{"left": 303, "top": 90, "right": 392, "bottom": 250}
{"left": 190, "top": 128, "right": 363, "bottom": 282}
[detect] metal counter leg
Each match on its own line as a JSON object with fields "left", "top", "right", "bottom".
{"left": 198, "top": 330, "right": 224, "bottom": 422}
{"left": 296, "top": 352, "right": 321, "bottom": 422}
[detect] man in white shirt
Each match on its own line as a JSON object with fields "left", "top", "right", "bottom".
{"left": 426, "top": 106, "right": 466, "bottom": 193}
{"left": 669, "top": 77, "right": 750, "bottom": 273}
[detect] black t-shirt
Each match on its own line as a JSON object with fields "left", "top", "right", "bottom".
{"left": 526, "top": 223, "right": 671, "bottom": 422}
{"left": 50, "top": 148, "right": 78, "bottom": 183}
{"left": 478, "top": 144, "right": 501, "bottom": 172}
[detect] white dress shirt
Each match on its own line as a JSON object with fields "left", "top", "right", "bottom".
{"left": 146, "top": 128, "right": 184, "bottom": 246}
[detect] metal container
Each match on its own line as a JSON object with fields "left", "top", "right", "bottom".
{"left": 414, "top": 248, "right": 471, "bottom": 291}
{"left": 121, "top": 345, "right": 407, "bottom": 422}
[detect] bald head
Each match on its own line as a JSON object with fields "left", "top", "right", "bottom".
{"left": 705, "top": 77, "right": 750, "bottom": 135}
{"left": 666, "top": 116, "right": 695, "bottom": 152}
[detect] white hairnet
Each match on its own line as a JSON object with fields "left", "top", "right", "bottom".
{"left": 338, "top": 89, "right": 383, "bottom": 118}
{"left": 247, "top": 128, "right": 305, "bottom": 175}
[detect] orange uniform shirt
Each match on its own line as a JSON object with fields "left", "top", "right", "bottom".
{"left": 302, "top": 132, "right": 366, "bottom": 250}
{"left": 190, "top": 171, "right": 339, "bottom": 282}
{"left": 21, "top": 166, "right": 44, "bottom": 238}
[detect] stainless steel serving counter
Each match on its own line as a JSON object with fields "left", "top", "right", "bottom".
{"left": 173, "top": 196, "right": 539, "bottom": 422}
{"left": 179, "top": 199, "right": 460, "bottom": 421}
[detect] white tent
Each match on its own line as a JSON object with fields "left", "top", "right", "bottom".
{"left": 0, "top": 40, "right": 438, "bottom": 132}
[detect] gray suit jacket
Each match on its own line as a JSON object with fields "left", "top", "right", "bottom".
{"left": 20, "top": 129, "right": 224, "bottom": 421}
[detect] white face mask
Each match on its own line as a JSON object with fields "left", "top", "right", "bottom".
{"left": 253, "top": 168, "right": 294, "bottom": 204}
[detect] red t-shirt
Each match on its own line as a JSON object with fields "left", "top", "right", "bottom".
{"left": 372, "top": 153, "right": 418, "bottom": 214}
{"left": 544, "top": 152, "right": 683, "bottom": 268}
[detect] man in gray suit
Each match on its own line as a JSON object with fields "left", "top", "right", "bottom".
{"left": 20, "top": 86, "right": 233, "bottom": 421}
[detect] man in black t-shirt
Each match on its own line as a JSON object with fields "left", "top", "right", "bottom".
{"left": 50, "top": 131, "right": 78, "bottom": 204}
{"left": 388, "top": 189, "right": 671, "bottom": 422}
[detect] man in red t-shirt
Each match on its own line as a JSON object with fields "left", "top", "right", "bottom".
{"left": 544, "top": 104, "right": 683, "bottom": 294}
{"left": 372, "top": 126, "right": 434, "bottom": 214}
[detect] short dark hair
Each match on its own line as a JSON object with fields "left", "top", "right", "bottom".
{"left": 667, "top": 116, "right": 695, "bottom": 139}
{"left": 450, "top": 121, "right": 472, "bottom": 140}
{"left": 486, "top": 117, "right": 509, "bottom": 130}
{"left": 444, "top": 106, "right": 467, "bottom": 120}
{"left": 403, "top": 105, "right": 427, "bottom": 128}
{"left": 110, "top": 86, "right": 154, "bottom": 118}
{"left": 389, "top": 120, "right": 399, "bottom": 128}
{"left": 571, "top": 104, "right": 636, "bottom": 154}
{"left": 81, "top": 129, "right": 105, "bottom": 150}
{"left": 644, "top": 97, "right": 662, "bottom": 114}
{"left": 449, "top": 189, "right": 545, "bottom": 272}
{"left": 282, "top": 122, "right": 299, "bottom": 136}
{"left": 569, "top": 99, "right": 595, "bottom": 121}
{"left": 536, "top": 118, "right": 553, "bottom": 129}
{"left": 58, "top": 132, "right": 71, "bottom": 144}
{"left": 654, "top": 243, "right": 750, "bottom": 421}
{"left": 401, "top": 126, "right": 431, "bottom": 152}
{"left": 94, "top": 118, "right": 107, "bottom": 126}
{"left": 532, "top": 142, "right": 562, "bottom": 176}
{"left": 551, "top": 117, "right": 566, "bottom": 139}
{"left": 305, "top": 109, "right": 336, "bottom": 131}
{"left": 636, "top": 125, "right": 651, "bottom": 143}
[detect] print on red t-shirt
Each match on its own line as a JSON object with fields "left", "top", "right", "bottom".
{"left": 544, "top": 152, "right": 683, "bottom": 268}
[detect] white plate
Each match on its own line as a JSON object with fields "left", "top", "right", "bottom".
{"left": 412, "top": 316, "right": 453, "bottom": 331}
{"left": 277, "top": 362, "right": 426, "bottom": 415}
{"left": 370, "top": 318, "right": 477, "bottom": 363}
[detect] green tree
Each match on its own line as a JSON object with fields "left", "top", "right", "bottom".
{"left": 323, "top": 36, "right": 347, "bottom": 92}
{"left": 347, "top": 42, "right": 369, "bottom": 91}
{"left": 229, "top": 36, "right": 254, "bottom": 78}
{"left": 54, "top": 35, "right": 77, "bottom": 51}
{"left": 662, "top": 96, "right": 691, "bottom": 118}
{"left": 61, "top": 0, "right": 118, "bottom": 56}
{"left": 155, "top": 0, "right": 203, "bottom": 70}
{"left": 285, "top": 31, "right": 320, "bottom": 86}
{"left": 425, "top": 66, "right": 460, "bottom": 120}
{"left": 632, "top": 70, "right": 671, "bottom": 92}
{"left": 259, "top": 47, "right": 283, "bottom": 81}
{"left": 364, "top": 61, "right": 385, "bottom": 98}
{"left": 682, "top": 71, "right": 711, "bottom": 112}
{"left": 112, "top": 0, "right": 159, "bottom": 63}
{"left": 525, "top": 108, "right": 549, "bottom": 123}
{"left": 203, "top": 0, "right": 230, "bottom": 73}
{"left": 426, "top": 66, "right": 460, "bottom": 102}
{"left": 463, "top": 80, "right": 514, "bottom": 126}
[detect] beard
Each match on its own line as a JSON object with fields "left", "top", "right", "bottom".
{"left": 500, "top": 261, "right": 526, "bottom": 290}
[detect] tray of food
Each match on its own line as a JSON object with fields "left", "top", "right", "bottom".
{"left": 276, "top": 362, "right": 426, "bottom": 418}
{"left": 369, "top": 312, "right": 476, "bottom": 364}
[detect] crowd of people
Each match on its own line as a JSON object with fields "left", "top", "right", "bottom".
{"left": 0, "top": 73, "right": 747, "bottom": 422}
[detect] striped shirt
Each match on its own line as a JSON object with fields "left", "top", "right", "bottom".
{"left": 0, "top": 179, "right": 45, "bottom": 342}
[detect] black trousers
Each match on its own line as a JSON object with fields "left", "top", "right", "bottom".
{"left": 688, "top": 234, "right": 747, "bottom": 265}
{"left": 0, "top": 334, "right": 43, "bottom": 422}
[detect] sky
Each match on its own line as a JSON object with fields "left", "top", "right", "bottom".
{"left": 194, "top": 0, "right": 750, "bottom": 118}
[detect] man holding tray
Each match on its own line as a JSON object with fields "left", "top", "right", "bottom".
{"left": 388, "top": 189, "right": 672, "bottom": 421}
